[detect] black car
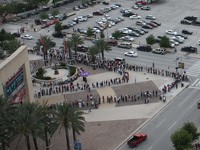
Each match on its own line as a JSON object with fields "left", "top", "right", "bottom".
{"left": 52, "top": 32, "right": 66, "bottom": 38}
{"left": 12, "top": 32, "right": 20, "bottom": 37}
{"left": 184, "top": 16, "right": 197, "bottom": 21}
{"left": 182, "top": 29, "right": 193, "bottom": 35}
{"left": 77, "top": 45, "right": 89, "bottom": 52}
{"left": 62, "top": 0, "right": 69, "bottom": 4}
{"left": 181, "top": 46, "right": 197, "bottom": 53}
{"left": 59, "top": 14, "right": 67, "bottom": 21}
{"left": 35, "top": 19, "right": 42, "bottom": 25}
{"left": 180, "top": 19, "right": 192, "bottom": 25}
{"left": 150, "top": 21, "right": 161, "bottom": 26}
{"left": 146, "top": 22, "right": 157, "bottom": 28}
{"left": 122, "top": 12, "right": 135, "bottom": 17}
{"left": 102, "top": 1, "right": 109, "bottom": 5}
{"left": 192, "top": 21, "right": 200, "bottom": 26}
{"left": 137, "top": 45, "right": 152, "bottom": 52}
{"left": 62, "top": 24, "right": 70, "bottom": 29}
{"left": 142, "top": 25, "right": 152, "bottom": 29}
{"left": 115, "top": 4, "right": 121, "bottom": 7}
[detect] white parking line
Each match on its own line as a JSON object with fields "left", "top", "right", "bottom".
{"left": 155, "top": 119, "right": 165, "bottom": 128}
{"left": 168, "top": 121, "right": 177, "bottom": 131}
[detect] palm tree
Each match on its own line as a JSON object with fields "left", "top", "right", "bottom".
{"left": 38, "top": 101, "right": 58, "bottom": 150}
{"left": 95, "top": 38, "right": 111, "bottom": 59}
{"left": 71, "top": 109, "right": 85, "bottom": 142}
{"left": 0, "top": 95, "right": 14, "bottom": 150}
{"left": 11, "top": 102, "right": 43, "bottom": 150}
{"left": 55, "top": 103, "right": 85, "bottom": 150}
{"left": 68, "top": 34, "right": 84, "bottom": 59}
{"left": 89, "top": 45, "right": 99, "bottom": 64}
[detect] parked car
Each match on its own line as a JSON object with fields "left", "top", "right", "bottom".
{"left": 146, "top": 22, "right": 157, "bottom": 28}
{"left": 180, "top": 19, "right": 192, "bottom": 25}
{"left": 172, "top": 36, "right": 184, "bottom": 43}
{"left": 123, "top": 12, "right": 136, "bottom": 17}
{"left": 176, "top": 34, "right": 187, "bottom": 39}
{"left": 120, "top": 36, "right": 134, "bottom": 41}
{"left": 52, "top": 32, "right": 66, "bottom": 38}
{"left": 21, "top": 34, "right": 33, "bottom": 40}
{"left": 62, "top": 24, "right": 70, "bottom": 29}
{"left": 127, "top": 133, "right": 147, "bottom": 148}
{"left": 12, "top": 32, "right": 20, "bottom": 37}
{"left": 77, "top": 28, "right": 87, "bottom": 34}
{"left": 192, "top": 21, "right": 200, "bottom": 26}
{"left": 166, "top": 30, "right": 177, "bottom": 35}
{"left": 135, "top": 1, "right": 147, "bottom": 5}
{"left": 124, "top": 51, "right": 138, "bottom": 57}
{"left": 73, "top": 6, "right": 79, "bottom": 11}
{"left": 136, "top": 20, "right": 146, "bottom": 26}
{"left": 152, "top": 48, "right": 166, "bottom": 55}
{"left": 139, "top": 28, "right": 148, "bottom": 33}
{"left": 141, "top": 6, "right": 151, "bottom": 10}
{"left": 130, "top": 15, "right": 141, "bottom": 19}
{"left": 181, "top": 46, "right": 197, "bottom": 53}
{"left": 93, "top": 11, "right": 103, "bottom": 16}
{"left": 145, "top": 15, "right": 156, "bottom": 20}
{"left": 128, "top": 31, "right": 140, "bottom": 37}
{"left": 150, "top": 21, "right": 161, "bottom": 26}
{"left": 34, "top": 19, "right": 41, "bottom": 25}
{"left": 102, "top": 1, "right": 109, "bottom": 5}
{"left": 107, "top": 40, "right": 118, "bottom": 46}
{"left": 77, "top": 45, "right": 89, "bottom": 52}
{"left": 170, "top": 39, "right": 179, "bottom": 46}
{"left": 117, "top": 42, "right": 132, "bottom": 49}
{"left": 132, "top": 5, "right": 139, "bottom": 9}
{"left": 142, "top": 25, "right": 153, "bottom": 29}
{"left": 184, "top": 16, "right": 197, "bottom": 21}
{"left": 59, "top": 14, "right": 67, "bottom": 21}
{"left": 137, "top": 45, "right": 152, "bottom": 52}
{"left": 182, "top": 29, "right": 193, "bottom": 35}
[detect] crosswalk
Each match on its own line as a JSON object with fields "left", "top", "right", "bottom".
{"left": 186, "top": 60, "right": 200, "bottom": 77}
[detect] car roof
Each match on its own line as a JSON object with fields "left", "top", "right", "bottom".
{"left": 134, "top": 133, "right": 147, "bottom": 137}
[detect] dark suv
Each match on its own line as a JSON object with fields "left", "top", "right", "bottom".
{"left": 182, "top": 30, "right": 193, "bottom": 35}
{"left": 181, "top": 46, "right": 197, "bottom": 53}
{"left": 137, "top": 45, "right": 152, "bottom": 52}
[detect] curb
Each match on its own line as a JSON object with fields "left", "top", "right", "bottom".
{"left": 114, "top": 81, "right": 190, "bottom": 150}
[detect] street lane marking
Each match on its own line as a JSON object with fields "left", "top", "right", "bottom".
{"left": 147, "top": 146, "right": 152, "bottom": 150}
{"left": 155, "top": 119, "right": 165, "bottom": 128}
{"left": 178, "top": 92, "right": 195, "bottom": 107}
{"left": 189, "top": 102, "right": 196, "bottom": 109}
{"left": 188, "top": 86, "right": 200, "bottom": 89}
{"left": 168, "top": 121, "right": 177, "bottom": 131}
{"left": 192, "top": 79, "right": 200, "bottom": 86}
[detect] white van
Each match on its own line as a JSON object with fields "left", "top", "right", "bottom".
{"left": 117, "top": 42, "right": 132, "bottom": 49}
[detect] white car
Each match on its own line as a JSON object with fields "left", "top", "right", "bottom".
{"left": 21, "top": 34, "right": 33, "bottom": 40}
{"left": 170, "top": 39, "right": 179, "bottom": 46}
{"left": 132, "top": 5, "right": 139, "bottom": 9}
{"left": 77, "top": 16, "right": 87, "bottom": 22}
{"left": 120, "top": 36, "right": 134, "bottom": 41}
{"left": 166, "top": 30, "right": 177, "bottom": 35}
{"left": 130, "top": 15, "right": 141, "bottom": 19}
{"left": 124, "top": 51, "right": 138, "bottom": 57}
{"left": 93, "top": 28, "right": 101, "bottom": 33}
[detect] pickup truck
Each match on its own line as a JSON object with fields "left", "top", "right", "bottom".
{"left": 127, "top": 133, "right": 147, "bottom": 148}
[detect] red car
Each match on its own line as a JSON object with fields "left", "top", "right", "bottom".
{"left": 107, "top": 40, "right": 118, "bottom": 46}
{"left": 127, "top": 133, "right": 147, "bottom": 148}
{"left": 135, "top": 1, "right": 147, "bottom": 5}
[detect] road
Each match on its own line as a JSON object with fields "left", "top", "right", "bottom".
{"left": 119, "top": 85, "right": 200, "bottom": 150}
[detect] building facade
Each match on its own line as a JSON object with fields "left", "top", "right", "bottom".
{"left": 0, "top": 45, "right": 34, "bottom": 103}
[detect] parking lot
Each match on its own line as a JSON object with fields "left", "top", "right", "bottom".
{"left": 1, "top": 0, "right": 200, "bottom": 71}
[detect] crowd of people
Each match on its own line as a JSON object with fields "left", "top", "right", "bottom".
{"left": 33, "top": 53, "right": 188, "bottom": 102}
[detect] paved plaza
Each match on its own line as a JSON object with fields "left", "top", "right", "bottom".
{"left": 33, "top": 63, "right": 188, "bottom": 150}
